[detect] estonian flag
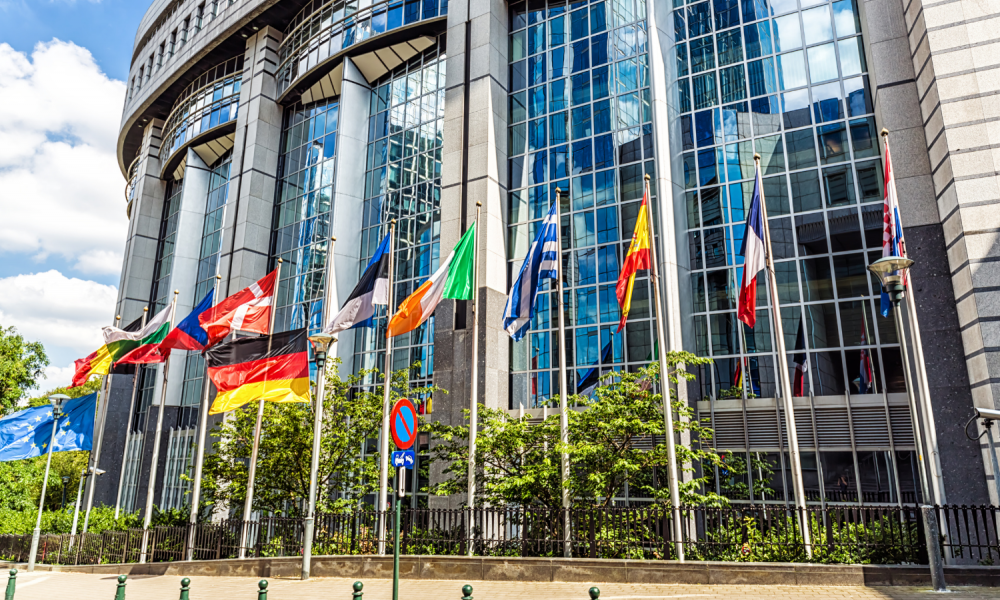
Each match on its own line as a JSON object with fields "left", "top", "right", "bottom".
{"left": 325, "top": 232, "right": 392, "bottom": 335}
{"left": 205, "top": 328, "right": 310, "bottom": 414}
{"left": 502, "top": 199, "right": 560, "bottom": 341}
{"left": 577, "top": 341, "right": 613, "bottom": 397}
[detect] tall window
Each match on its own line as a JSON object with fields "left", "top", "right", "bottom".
{"left": 152, "top": 179, "right": 184, "bottom": 312}
{"left": 506, "top": 0, "right": 655, "bottom": 409}
{"left": 169, "top": 30, "right": 177, "bottom": 57}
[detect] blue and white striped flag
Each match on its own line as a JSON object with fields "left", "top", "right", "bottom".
{"left": 502, "top": 199, "right": 560, "bottom": 341}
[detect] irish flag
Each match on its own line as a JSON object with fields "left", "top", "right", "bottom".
{"left": 103, "top": 305, "right": 172, "bottom": 365}
{"left": 387, "top": 222, "right": 476, "bottom": 337}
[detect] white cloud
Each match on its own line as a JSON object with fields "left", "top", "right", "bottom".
{"left": 0, "top": 40, "right": 127, "bottom": 270}
{"left": 0, "top": 270, "right": 117, "bottom": 360}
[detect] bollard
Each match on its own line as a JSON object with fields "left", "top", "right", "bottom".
{"left": 920, "top": 506, "right": 948, "bottom": 592}
{"left": 589, "top": 587, "right": 600, "bottom": 600}
{"left": 5, "top": 569, "right": 16, "bottom": 600}
{"left": 461, "top": 584, "right": 473, "bottom": 600}
{"left": 114, "top": 575, "right": 127, "bottom": 600}
{"left": 352, "top": 582, "right": 363, "bottom": 600}
{"left": 258, "top": 580, "right": 268, "bottom": 600}
{"left": 179, "top": 578, "right": 190, "bottom": 600}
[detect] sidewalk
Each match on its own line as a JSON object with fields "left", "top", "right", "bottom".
{"left": 7, "top": 571, "right": 1000, "bottom": 600}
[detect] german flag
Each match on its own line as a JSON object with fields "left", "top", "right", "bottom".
{"left": 205, "top": 328, "right": 310, "bottom": 415}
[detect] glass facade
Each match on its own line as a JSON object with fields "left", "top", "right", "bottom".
{"left": 506, "top": 0, "right": 656, "bottom": 409}
{"left": 272, "top": 98, "right": 340, "bottom": 335}
{"left": 152, "top": 179, "right": 184, "bottom": 312}
{"left": 159, "top": 56, "right": 243, "bottom": 165}
{"left": 161, "top": 428, "right": 197, "bottom": 510}
{"left": 355, "top": 41, "right": 446, "bottom": 392}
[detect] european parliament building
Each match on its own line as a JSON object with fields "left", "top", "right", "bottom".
{"left": 94, "top": 0, "right": 1000, "bottom": 513}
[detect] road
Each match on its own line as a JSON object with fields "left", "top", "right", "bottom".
{"left": 6, "top": 571, "right": 1000, "bottom": 600}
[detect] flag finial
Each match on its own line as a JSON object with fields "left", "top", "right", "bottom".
{"left": 144, "top": 307, "right": 148, "bottom": 312}
{"left": 753, "top": 153, "right": 761, "bottom": 162}
{"left": 174, "top": 290, "right": 179, "bottom": 295}
{"left": 476, "top": 200, "right": 482, "bottom": 207}
{"left": 331, "top": 236, "right": 337, "bottom": 242}
{"left": 644, "top": 173, "right": 650, "bottom": 181}
{"left": 881, "top": 128, "right": 889, "bottom": 138}
{"left": 216, "top": 274, "right": 222, "bottom": 279}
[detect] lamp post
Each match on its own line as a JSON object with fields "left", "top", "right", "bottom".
{"left": 61, "top": 476, "right": 70, "bottom": 511}
{"left": 71, "top": 468, "right": 87, "bottom": 538}
{"left": 302, "top": 332, "right": 335, "bottom": 580}
{"left": 867, "top": 256, "right": 946, "bottom": 591}
{"left": 28, "top": 393, "right": 69, "bottom": 572}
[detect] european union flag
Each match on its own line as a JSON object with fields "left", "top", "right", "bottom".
{"left": 0, "top": 393, "right": 97, "bottom": 462}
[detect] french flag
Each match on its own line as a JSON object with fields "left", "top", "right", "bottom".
{"left": 738, "top": 165, "right": 767, "bottom": 328}
{"left": 119, "top": 290, "right": 215, "bottom": 364}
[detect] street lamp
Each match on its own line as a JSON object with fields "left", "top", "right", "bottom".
{"left": 28, "top": 393, "right": 69, "bottom": 572}
{"left": 302, "top": 332, "right": 336, "bottom": 580}
{"left": 61, "top": 476, "right": 70, "bottom": 511}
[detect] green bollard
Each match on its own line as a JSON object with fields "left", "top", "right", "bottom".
{"left": 461, "top": 584, "right": 473, "bottom": 600}
{"left": 114, "top": 575, "right": 127, "bottom": 600}
{"left": 5, "top": 569, "right": 16, "bottom": 600}
{"left": 179, "top": 578, "right": 190, "bottom": 600}
{"left": 257, "top": 580, "right": 268, "bottom": 600}
{"left": 352, "top": 582, "right": 363, "bottom": 600}
{"left": 589, "top": 587, "right": 600, "bottom": 600}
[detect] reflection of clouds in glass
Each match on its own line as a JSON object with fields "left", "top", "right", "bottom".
{"left": 801, "top": 5, "right": 833, "bottom": 42}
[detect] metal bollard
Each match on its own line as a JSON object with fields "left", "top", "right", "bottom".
{"left": 5, "top": 569, "right": 16, "bottom": 600}
{"left": 179, "top": 578, "right": 190, "bottom": 600}
{"left": 114, "top": 575, "right": 127, "bottom": 600}
{"left": 461, "top": 584, "right": 473, "bottom": 600}
{"left": 589, "top": 587, "right": 600, "bottom": 600}
{"left": 352, "top": 582, "right": 363, "bottom": 600}
{"left": 258, "top": 580, "right": 268, "bottom": 600}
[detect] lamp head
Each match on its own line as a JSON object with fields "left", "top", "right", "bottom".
{"left": 308, "top": 333, "right": 336, "bottom": 355}
{"left": 49, "top": 393, "right": 70, "bottom": 412}
{"left": 867, "top": 256, "right": 914, "bottom": 287}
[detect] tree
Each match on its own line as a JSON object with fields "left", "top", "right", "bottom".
{"left": 200, "top": 361, "right": 438, "bottom": 518}
{"left": 425, "top": 351, "right": 724, "bottom": 509}
{"left": 0, "top": 325, "right": 49, "bottom": 414}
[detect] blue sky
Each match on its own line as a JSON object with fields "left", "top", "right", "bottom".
{"left": 0, "top": 0, "right": 148, "bottom": 391}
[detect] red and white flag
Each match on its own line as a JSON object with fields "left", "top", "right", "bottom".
{"left": 880, "top": 135, "right": 906, "bottom": 317}
{"left": 199, "top": 269, "right": 277, "bottom": 348}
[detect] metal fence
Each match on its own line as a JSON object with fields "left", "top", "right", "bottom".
{"left": 1, "top": 504, "right": 997, "bottom": 567}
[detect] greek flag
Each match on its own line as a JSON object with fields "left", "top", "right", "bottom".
{"left": 502, "top": 199, "right": 560, "bottom": 341}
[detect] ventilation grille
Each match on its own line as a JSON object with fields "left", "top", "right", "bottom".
{"left": 889, "top": 406, "right": 915, "bottom": 446}
{"left": 747, "top": 409, "right": 780, "bottom": 448}
{"left": 850, "top": 406, "right": 891, "bottom": 446}
{"left": 780, "top": 408, "right": 816, "bottom": 448}
{"left": 814, "top": 407, "right": 852, "bottom": 446}
{"left": 706, "top": 411, "right": 746, "bottom": 450}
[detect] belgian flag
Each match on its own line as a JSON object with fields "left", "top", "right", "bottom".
{"left": 205, "top": 328, "right": 310, "bottom": 414}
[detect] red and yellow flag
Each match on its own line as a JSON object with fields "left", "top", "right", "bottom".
{"left": 616, "top": 183, "right": 652, "bottom": 333}
{"left": 204, "top": 328, "right": 310, "bottom": 414}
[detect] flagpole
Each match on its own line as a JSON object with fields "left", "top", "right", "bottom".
{"left": 82, "top": 315, "right": 118, "bottom": 533}
{"left": 754, "top": 155, "right": 812, "bottom": 557}
{"left": 641, "top": 175, "right": 685, "bottom": 561}
{"left": 186, "top": 274, "right": 223, "bottom": 560}
{"left": 27, "top": 395, "right": 67, "bottom": 572}
{"left": 140, "top": 290, "right": 179, "bottom": 564}
{"left": 115, "top": 308, "right": 147, "bottom": 519}
{"left": 861, "top": 301, "right": 878, "bottom": 395}
{"left": 239, "top": 259, "right": 283, "bottom": 559}
{"left": 881, "top": 130, "right": 945, "bottom": 505}
{"left": 553, "top": 189, "right": 572, "bottom": 559}
{"left": 302, "top": 235, "right": 337, "bottom": 579}
{"left": 466, "top": 201, "right": 482, "bottom": 556}
{"left": 377, "top": 220, "right": 397, "bottom": 555}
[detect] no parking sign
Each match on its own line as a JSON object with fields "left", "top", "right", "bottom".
{"left": 389, "top": 398, "right": 418, "bottom": 450}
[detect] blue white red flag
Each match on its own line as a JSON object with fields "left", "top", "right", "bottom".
{"left": 738, "top": 163, "right": 767, "bottom": 328}
{"left": 881, "top": 137, "right": 906, "bottom": 317}
{"left": 502, "top": 199, "right": 560, "bottom": 341}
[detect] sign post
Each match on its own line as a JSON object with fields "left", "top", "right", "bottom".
{"left": 388, "top": 399, "right": 417, "bottom": 600}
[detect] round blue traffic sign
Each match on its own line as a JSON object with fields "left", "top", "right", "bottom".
{"left": 389, "top": 398, "right": 418, "bottom": 450}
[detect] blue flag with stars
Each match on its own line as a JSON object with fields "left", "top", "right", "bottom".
{"left": 0, "top": 393, "right": 97, "bottom": 462}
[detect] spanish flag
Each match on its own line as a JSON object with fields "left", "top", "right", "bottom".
{"left": 69, "top": 346, "right": 112, "bottom": 388}
{"left": 616, "top": 182, "right": 652, "bottom": 333}
{"left": 204, "top": 328, "right": 310, "bottom": 415}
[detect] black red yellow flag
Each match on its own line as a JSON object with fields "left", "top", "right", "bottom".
{"left": 205, "top": 328, "right": 310, "bottom": 414}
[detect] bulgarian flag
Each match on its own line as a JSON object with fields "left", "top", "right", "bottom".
{"left": 102, "top": 305, "right": 172, "bottom": 365}
{"left": 387, "top": 222, "right": 476, "bottom": 337}
{"left": 616, "top": 181, "right": 652, "bottom": 333}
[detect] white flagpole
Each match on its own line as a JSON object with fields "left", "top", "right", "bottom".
{"left": 642, "top": 175, "right": 685, "bottom": 561}
{"left": 82, "top": 315, "right": 118, "bottom": 533}
{"left": 466, "top": 202, "right": 482, "bottom": 556}
{"left": 377, "top": 221, "right": 397, "bottom": 555}
{"left": 239, "top": 259, "right": 283, "bottom": 558}
{"left": 187, "top": 273, "right": 223, "bottom": 560}
{"left": 114, "top": 308, "right": 147, "bottom": 519}
{"left": 754, "top": 154, "right": 812, "bottom": 556}
{"left": 140, "top": 290, "right": 179, "bottom": 564}
{"left": 553, "top": 189, "right": 571, "bottom": 558}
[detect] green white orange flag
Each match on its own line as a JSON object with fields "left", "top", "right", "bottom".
{"left": 103, "top": 305, "right": 172, "bottom": 365}
{"left": 387, "top": 222, "right": 476, "bottom": 337}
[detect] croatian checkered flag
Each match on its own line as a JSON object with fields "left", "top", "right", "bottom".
{"left": 502, "top": 199, "right": 560, "bottom": 341}
{"left": 880, "top": 136, "right": 906, "bottom": 317}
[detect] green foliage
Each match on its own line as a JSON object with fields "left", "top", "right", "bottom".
{"left": 0, "top": 325, "right": 49, "bottom": 414}
{"left": 425, "top": 352, "right": 725, "bottom": 509}
{"left": 201, "top": 361, "right": 438, "bottom": 518}
{"left": 27, "top": 378, "right": 102, "bottom": 407}
{"left": 0, "top": 506, "right": 140, "bottom": 535}
{"left": 0, "top": 450, "right": 90, "bottom": 513}
{"left": 705, "top": 452, "right": 777, "bottom": 501}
